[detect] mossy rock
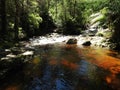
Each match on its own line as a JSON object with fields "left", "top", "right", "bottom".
{"left": 96, "top": 33, "right": 104, "bottom": 37}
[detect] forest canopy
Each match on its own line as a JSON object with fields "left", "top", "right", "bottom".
{"left": 0, "top": 0, "right": 120, "bottom": 45}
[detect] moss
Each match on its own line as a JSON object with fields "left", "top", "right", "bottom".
{"left": 103, "top": 31, "right": 112, "bottom": 38}
{"left": 96, "top": 33, "right": 104, "bottom": 37}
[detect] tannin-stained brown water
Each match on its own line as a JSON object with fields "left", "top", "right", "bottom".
{"left": 1, "top": 44, "right": 120, "bottom": 90}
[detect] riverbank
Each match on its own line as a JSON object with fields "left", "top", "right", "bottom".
{"left": 0, "top": 31, "right": 112, "bottom": 62}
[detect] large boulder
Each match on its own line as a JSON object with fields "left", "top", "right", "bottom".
{"left": 82, "top": 41, "right": 91, "bottom": 46}
{"left": 66, "top": 38, "right": 77, "bottom": 44}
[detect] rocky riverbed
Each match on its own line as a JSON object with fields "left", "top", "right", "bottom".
{"left": 0, "top": 31, "right": 111, "bottom": 62}
{"left": 27, "top": 32, "right": 110, "bottom": 47}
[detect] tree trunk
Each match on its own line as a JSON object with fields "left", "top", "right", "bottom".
{"left": 0, "top": 0, "right": 7, "bottom": 36}
{"left": 14, "top": 0, "right": 19, "bottom": 40}
{"left": 112, "top": 19, "right": 120, "bottom": 42}
{"left": 63, "top": 0, "right": 66, "bottom": 22}
{"left": 73, "top": 0, "right": 76, "bottom": 18}
{"left": 56, "top": 0, "right": 58, "bottom": 19}
{"left": 47, "top": 0, "right": 50, "bottom": 10}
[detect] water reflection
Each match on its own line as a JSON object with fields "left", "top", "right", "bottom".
{"left": 55, "top": 78, "right": 73, "bottom": 90}
{"left": 1, "top": 45, "right": 120, "bottom": 90}
{"left": 81, "top": 47, "right": 120, "bottom": 90}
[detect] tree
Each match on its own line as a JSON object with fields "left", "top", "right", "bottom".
{"left": 14, "top": 0, "right": 20, "bottom": 40}
{"left": 0, "top": 0, "right": 7, "bottom": 36}
{"left": 108, "top": 0, "right": 120, "bottom": 42}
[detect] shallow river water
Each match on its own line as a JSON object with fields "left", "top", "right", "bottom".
{"left": 1, "top": 43, "right": 120, "bottom": 90}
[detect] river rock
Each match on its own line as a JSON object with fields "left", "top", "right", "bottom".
{"left": 22, "top": 51, "right": 34, "bottom": 56}
{"left": 82, "top": 41, "right": 91, "bottom": 46}
{"left": 6, "top": 54, "right": 17, "bottom": 58}
{"left": 66, "top": 38, "right": 77, "bottom": 44}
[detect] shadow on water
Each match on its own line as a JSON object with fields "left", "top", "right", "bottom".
{"left": 0, "top": 44, "right": 120, "bottom": 90}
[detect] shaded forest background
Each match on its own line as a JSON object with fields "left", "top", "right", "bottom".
{"left": 0, "top": 0, "right": 120, "bottom": 49}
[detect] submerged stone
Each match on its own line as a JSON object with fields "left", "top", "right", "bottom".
{"left": 66, "top": 38, "right": 77, "bottom": 44}
{"left": 82, "top": 41, "right": 91, "bottom": 46}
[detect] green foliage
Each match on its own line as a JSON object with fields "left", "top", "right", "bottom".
{"left": 109, "top": 0, "right": 120, "bottom": 14}
{"left": 28, "top": 13, "right": 42, "bottom": 28}
{"left": 22, "top": 0, "right": 42, "bottom": 29}
{"left": 48, "top": 0, "right": 87, "bottom": 34}
{"left": 106, "top": 0, "right": 120, "bottom": 43}
{"left": 2, "top": 0, "right": 120, "bottom": 41}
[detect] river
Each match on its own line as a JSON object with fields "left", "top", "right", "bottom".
{"left": 0, "top": 34, "right": 120, "bottom": 90}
